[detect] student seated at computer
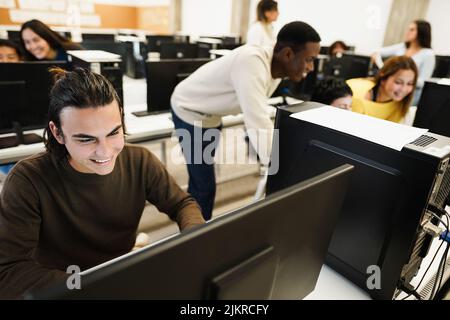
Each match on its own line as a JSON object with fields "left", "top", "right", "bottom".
{"left": 0, "top": 39, "right": 22, "bottom": 62}
{"left": 372, "top": 20, "right": 435, "bottom": 105}
{"left": 0, "top": 68, "right": 205, "bottom": 299}
{"left": 347, "top": 55, "right": 418, "bottom": 123}
{"left": 329, "top": 40, "right": 348, "bottom": 57}
{"left": 19, "top": 19, "right": 81, "bottom": 62}
{"left": 311, "top": 77, "right": 353, "bottom": 110}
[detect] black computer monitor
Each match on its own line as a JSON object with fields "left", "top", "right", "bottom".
{"left": 80, "top": 40, "right": 127, "bottom": 74}
{"left": 0, "top": 61, "right": 67, "bottom": 149}
{"left": 413, "top": 79, "right": 450, "bottom": 138}
{"left": 159, "top": 42, "right": 198, "bottom": 59}
{"left": 26, "top": 164, "right": 353, "bottom": 299}
{"left": 432, "top": 56, "right": 450, "bottom": 78}
{"left": 132, "top": 58, "right": 211, "bottom": 117}
{"left": 323, "top": 53, "right": 371, "bottom": 80}
{"left": 145, "top": 35, "right": 178, "bottom": 53}
{"left": 267, "top": 102, "right": 450, "bottom": 299}
{"left": 81, "top": 33, "right": 116, "bottom": 42}
{"left": 7, "top": 30, "right": 20, "bottom": 41}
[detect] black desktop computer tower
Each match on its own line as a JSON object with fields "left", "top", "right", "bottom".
{"left": 67, "top": 50, "right": 124, "bottom": 106}
{"left": 267, "top": 102, "right": 450, "bottom": 299}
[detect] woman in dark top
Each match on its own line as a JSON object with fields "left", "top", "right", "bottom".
{"left": 20, "top": 19, "right": 82, "bottom": 61}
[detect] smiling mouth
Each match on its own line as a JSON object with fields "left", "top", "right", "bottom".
{"left": 90, "top": 159, "right": 111, "bottom": 165}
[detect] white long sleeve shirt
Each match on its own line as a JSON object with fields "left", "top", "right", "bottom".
{"left": 171, "top": 45, "right": 281, "bottom": 165}
{"left": 246, "top": 22, "right": 276, "bottom": 47}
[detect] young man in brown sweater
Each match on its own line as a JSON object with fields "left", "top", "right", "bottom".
{"left": 0, "top": 68, "right": 205, "bottom": 299}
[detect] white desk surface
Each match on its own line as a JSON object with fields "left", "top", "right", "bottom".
{"left": 305, "top": 229, "right": 449, "bottom": 300}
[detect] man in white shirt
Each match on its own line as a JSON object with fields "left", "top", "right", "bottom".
{"left": 170, "top": 21, "right": 321, "bottom": 220}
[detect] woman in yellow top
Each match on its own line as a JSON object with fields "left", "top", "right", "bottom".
{"left": 347, "top": 56, "right": 418, "bottom": 123}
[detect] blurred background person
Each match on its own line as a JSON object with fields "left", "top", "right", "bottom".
{"left": 373, "top": 20, "right": 435, "bottom": 105}
{"left": 347, "top": 55, "right": 418, "bottom": 123}
{"left": 311, "top": 77, "right": 353, "bottom": 110}
{"left": 246, "top": 0, "right": 279, "bottom": 47}
{"left": 20, "top": 19, "right": 81, "bottom": 62}
{"left": 0, "top": 39, "right": 22, "bottom": 62}
{"left": 329, "top": 40, "right": 348, "bottom": 57}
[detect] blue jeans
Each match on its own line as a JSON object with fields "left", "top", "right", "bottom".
{"left": 171, "top": 109, "right": 222, "bottom": 221}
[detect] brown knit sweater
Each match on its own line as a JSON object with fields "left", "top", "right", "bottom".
{"left": 0, "top": 144, "right": 204, "bottom": 299}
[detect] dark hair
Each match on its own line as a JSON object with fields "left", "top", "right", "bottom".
{"left": 274, "top": 21, "right": 321, "bottom": 53}
{"left": 0, "top": 39, "right": 23, "bottom": 59}
{"left": 329, "top": 40, "right": 348, "bottom": 56}
{"left": 44, "top": 67, "right": 125, "bottom": 159}
{"left": 373, "top": 55, "right": 418, "bottom": 117}
{"left": 256, "top": 0, "right": 278, "bottom": 23}
{"left": 311, "top": 77, "right": 353, "bottom": 105}
{"left": 19, "top": 19, "right": 81, "bottom": 61}
{"left": 413, "top": 20, "right": 432, "bottom": 49}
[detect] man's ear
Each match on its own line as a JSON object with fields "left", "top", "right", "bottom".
{"left": 279, "top": 46, "right": 295, "bottom": 62}
{"left": 49, "top": 121, "right": 65, "bottom": 144}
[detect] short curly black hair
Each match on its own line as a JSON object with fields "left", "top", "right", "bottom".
{"left": 311, "top": 77, "right": 353, "bottom": 105}
{"left": 274, "top": 21, "right": 321, "bottom": 54}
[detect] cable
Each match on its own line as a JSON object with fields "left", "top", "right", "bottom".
{"left": 434, "top": 214, "right": 450, "bottom": 300}
{"left": 400, "top": 240, "right": 445, "bottom": 300}
{"left": 433, "top": 243, "right": 450, "bottom": 300}
{"left": 428, "top": 209, "right": 449, "bottom": 232}
{"left": 431, "top": 242, "right": 449, "bottom": 300}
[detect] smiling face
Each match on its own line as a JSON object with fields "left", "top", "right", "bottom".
{"left": 284, "top": 42, "right": 320, "bottom": 82}
{"left": 49, "top": 101, "right": 125, "bottom": 175}
{"left": 21, "top": 28, "right": 54, "bottom": 60}
{"left": 380, "top": 69, "right": 415, "bottom": 102}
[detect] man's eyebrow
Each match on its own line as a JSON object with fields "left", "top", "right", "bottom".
{"left": 72, "top": 125, "right": 122, "bottom": 139}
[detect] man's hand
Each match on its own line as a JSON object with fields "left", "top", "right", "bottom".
{"left": 132, "top": 232, "right": 151, "bottom": 251}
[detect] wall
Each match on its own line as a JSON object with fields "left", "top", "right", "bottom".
{"left": 0, "top": 0, "right": 171, "bottom": 32}
{"left": 426, "top": 0, "right": 450, "bottom": 54}
{"left": 249, "top": 0, "right": 393, "bottom": 55}
{"left": 180, "top": 0, "right": 232, "bottom": 39}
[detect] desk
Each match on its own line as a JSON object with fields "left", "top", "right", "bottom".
{"left": 305, "top": 229, "right": 450, "bottom": 300}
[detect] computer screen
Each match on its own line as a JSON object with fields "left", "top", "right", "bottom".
{"left": 81, "top": 33, "right": 116, "bottom": 42}
{"left": 146, "top": 35, "right": 181, "bottom": 53}
{"left": 267, "top": 102, "right": 450, "bottom": 299}
{"left": 159, "top": 42, "right": 198, "bottom": 59}
{"left": 133, "top": 58, "right": 210, "bottom": 116}
{"left": 0, "top": 61, "right": 67, "bottom": 134}
{"left": 26, "top": 164, "right": 352, "bottom": 299}
{"left": 413, "top": 79, "right": 450, "bottom": 138}
{"left": 80, "top": 40, "right": 127, "bottom": 73}
{"left": 323, "top": 53, "right": 371, "bottom": 80}
{"left": 432, "top": 56, "right": 450, "bottom": 78}
{"left": 7, "top": 30, "right": 20, "bottom": 41}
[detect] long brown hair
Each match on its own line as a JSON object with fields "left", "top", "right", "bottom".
{"left": 20, "top": 19, "right": 81, "bottom": 61}
{"left": 44, "top": 67, "right": 125, "bottom": 159}
{"left": 373, "top": 56, "right": 418, "bottom": 118}
{"left": 406, "top": 20, "right": 432, "bottom": 49}
{"left": 256, "top": 0, "right": 278, "bottom": 23}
